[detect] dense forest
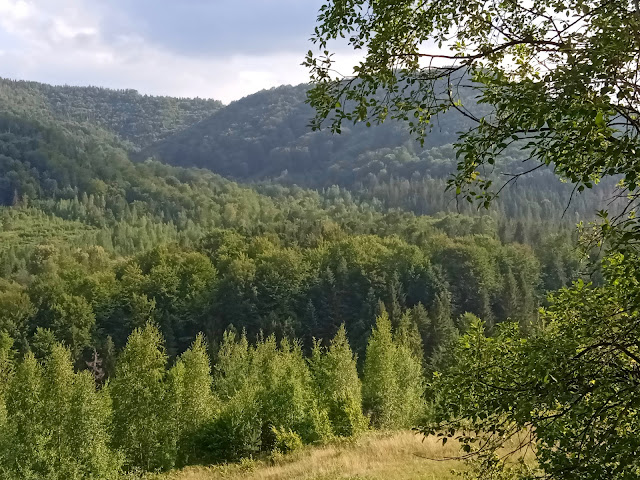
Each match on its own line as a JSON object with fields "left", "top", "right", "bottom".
{"left": 0, "top": 75, "right": 588, "bottom": 478}
{"left": 143, "top": 83, "right": 614, "bottom": 220}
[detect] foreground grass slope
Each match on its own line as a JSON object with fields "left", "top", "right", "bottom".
{"left": 151, "top": 432, "right": 462, "bottom": 480}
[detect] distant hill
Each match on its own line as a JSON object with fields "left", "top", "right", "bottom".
{"left": 142, "top": 83, "right": 612, "bottom": 220}
{"left": 0, "top": 77, "right": 223, "bottom": 149}
{"left": 141, "top": 83, "right": 473, "bottom": 183}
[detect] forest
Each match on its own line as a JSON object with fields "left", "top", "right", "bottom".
{"left": 1, "top": 0, "right": 639, "bottom": 476}
{"left": 0, "top": 72, "right": 583, "bottom": 478}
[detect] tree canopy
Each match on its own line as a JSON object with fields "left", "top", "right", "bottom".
{"left": 307, "top": 1, "right": 640, "bottom": 479}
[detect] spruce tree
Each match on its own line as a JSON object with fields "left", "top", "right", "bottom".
{"left": 427, "top": 292, "right": 459, "bottom": 369}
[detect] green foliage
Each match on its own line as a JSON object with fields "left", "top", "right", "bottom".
{"left": 310, "top": 325, "right": 368, "bottom": 437}
{"left": 110, "top": 323, "right": 176, "bottom": 471}
{"left": 425, "top": 252, "right": 640, "bottom": 479}
{"left": 271, "top": 426, "right": 304, "bottom": 455}
{"left": 170, "top": 333, "right": 216, "bottom": 465}
{"left": 1, "top": 345, "right": 120, "bottom": 479}
{"left": 0, "top": 66, "right": 615, "bottom": 479}
{"left": 306, "top": 0, "right": 639, "bottom": 214}
{"left": 363, "top": 311, "right": 425, "bottom": 429}
{"left": 308, "top": 2, "right": 640, "bottom": 478}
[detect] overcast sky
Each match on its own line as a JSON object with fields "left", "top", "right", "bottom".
{"left": 0, "top": 0, "right": 360, "bottom": 103}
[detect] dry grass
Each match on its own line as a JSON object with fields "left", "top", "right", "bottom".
{"left": 153, "top": 432, "right": 464, "bottom": 480}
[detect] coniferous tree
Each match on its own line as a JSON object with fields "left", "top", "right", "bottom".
{"left": 427, "top": 292, "right": 459, "bottom": 369}
{"left": 396, "top": 311, "right": 424, "bottom": 363}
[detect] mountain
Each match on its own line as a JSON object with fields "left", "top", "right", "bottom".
{"left": 141, "top": 83, "right": 471, "bottom": 182}
{"left": 142, "top": 83, "right": 613, "bottom": 221}
{"left": 0, "top": 77, "right": 222, "bottom": 149}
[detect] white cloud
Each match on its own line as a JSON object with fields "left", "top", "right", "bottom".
{"left": 0, "top": 0, "right": 363, "bottom": 103}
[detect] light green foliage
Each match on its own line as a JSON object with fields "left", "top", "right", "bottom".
{"left": 207, "top": 330, "right": 261, "bottom": 461}
{"left": 0, "top": 333, "right": 13, "bottom": 430}
{"left": 208, "top": 330, "right": 332, "bottom": 460}
{"left": 363, "top": 311, "right": 399, "bottom": 429}
{"left": 252, "top": 335, "right": 329, "bottom": 448}
{"left": 310, "top": 325, "right": 368, "bottom": 437}
{"left": 170, "top": 333, "right": 216, "bottom": 466}
{"left": 363, "top": 311, "right": 425, "bottom": 429}
{"left": 0, "top": 282, "right": 34, "bottom": 340}
{"left": 3, "top": 352, "right": 44, "bottom": 477}
{"left": 271, "top": 426, "right": 304, "bottom": 454}
{"left": 30, "top": 327, "right": 58, "bottom": 360}
{"left": 110, "top": 323, "right": 176, "bottom": 471}
{"left": 36, "top": 344, "right": 120, "bottom": 479}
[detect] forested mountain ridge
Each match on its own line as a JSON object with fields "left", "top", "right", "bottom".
{"left": 143, "top": 83, "right": 613, "bottom": 220}
{"left": 0, "top": 77, "right": 223, "bottom": 149}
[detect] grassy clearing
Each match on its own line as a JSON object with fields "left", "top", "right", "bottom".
{"left": 151, "top": 431, "right": 464, "bottom": 480}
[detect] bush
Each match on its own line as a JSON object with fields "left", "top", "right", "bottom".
{"left": 272, "top": 426, "right": 303, "bottom": 454}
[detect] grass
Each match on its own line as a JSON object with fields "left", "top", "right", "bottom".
{"left": 151, "top": 431, "right": 464, "bottom": 480}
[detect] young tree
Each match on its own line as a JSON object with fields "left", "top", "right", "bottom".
{"left": 169, "top": 333, "right": 216, "bottom": 466}
{"left": 0, "top": 333, "right": 14, "bottom": 456}
{"left": 207, "top": 329, "right": 261, "bottom": 461}
{"left": 110, "top": 323, "right": 176, "bottom": 471}
{"left": 393, "top": 325, "right": 426, "bottom": 428}
{"left": 3, "top": 352, "right": 44, "bottom": 477}
{"left": 362, "top": 311, "right": 398, "bottom": 429}
{"left": 252, "top": 335, "right": 330, "bottom": 448}
{"left": 309, "top": 325, "right": 368, "bottom": 437}
{"left": 40, "top": 344, "right": 120, "bottom": 479}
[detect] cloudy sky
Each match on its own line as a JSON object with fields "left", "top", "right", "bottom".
{"left": 0, "top": 0, "right": 359, "bottom": 103}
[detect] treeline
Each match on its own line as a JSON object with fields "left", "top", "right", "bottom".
{"left": 0, "top": 220, "right": 580, "bottom": 369}
{"left": 0, "top": 313, "right": 425, "bottom": 477}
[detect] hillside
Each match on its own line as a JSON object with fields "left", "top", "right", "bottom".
{"left": 141, "top": 83, "right": 472, "bottom": 182}
{"left": 143, "top": 83, "right": 612, "bottom": 220}
{"left": 0, "top": 77, "right": 222, "bottom": 149}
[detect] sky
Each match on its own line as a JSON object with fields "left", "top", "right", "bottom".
{"left": 0, "top": 0, "right": 361, "bottom": 103}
